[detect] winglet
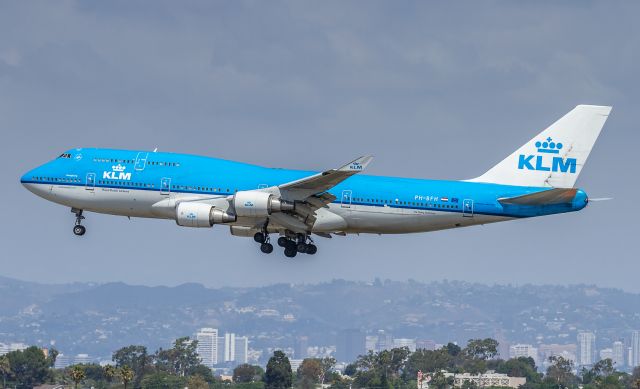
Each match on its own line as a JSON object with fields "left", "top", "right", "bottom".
{"left": 338, "top": 155, "right": 374, "bottom": 172}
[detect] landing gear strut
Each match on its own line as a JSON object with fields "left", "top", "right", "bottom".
{"left": 72, "top": 208, "right": 86, "bottom": 236}
{"left": 254, "top": 231, "right": 274, "bottom": 254}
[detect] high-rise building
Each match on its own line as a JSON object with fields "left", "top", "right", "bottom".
{"left": 632, "top": 330, "right": 640, "bottom": 367}
{"left": 54, "top": 354, "right": 71, "bottom": 369}
{"left": 294, "top": 336, "right": 309, "bottom": 359}
{"left": 577, "top": 332, "right": 596, "bottom": 366}
{"left": 0, "top": 342, "right": 28, "bottom": 356}
{"left": 196, "top": 328, "right": 219, "bottom": 368}
{"left": 375, "top": 330, "right": 393, "bottom": 352}
{"left": 416, "top": 340, "right": 437, "bottom": 351}
{"left": 337, "top": 329, "right": 366, "bottom": 363}
{"left": 235, "top": 336, "right": 249, "bottom": 364}
{"left": 599, "top": 348, "right": 613, "bottom": 361}
{"left": 612, "top": 341, "right": 625, "bottom": 367}
{"left": 509, "top": 344, "right": 539, "bottom": 366}
{"left": 365, "top": 336, "right": 378, "bottom": 352}
{"left": 224, "top": 333, "right": 236, "bottom": 362}
{"left": 74, "top": 354, "right": 92, "bottom": 364}
{"left": 393, "top": 338, "right": 417, "bottom": 352}
{"left": 216, "top": 336, "right": 225, "bottom": 364}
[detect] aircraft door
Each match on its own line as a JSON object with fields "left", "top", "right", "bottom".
{"left": 463, "top": 199, "right": 474, "bottom": 217}
{"left": 160, "top": 177, "right": 171, "bottom": 195}
{"left": 341, "top": 190, "right": 352, "bottom": 208}
{"left": 134, "top": 152, "right": 148, "bottom": 171}
{"left": 85, "top": 173, "right": 96, "bottom": 191}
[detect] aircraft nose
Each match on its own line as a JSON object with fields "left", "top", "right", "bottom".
{"left": 20, "top": 170, "right": 32, "bottom": 186}
{"left": 21, "top": 167, "right": 40, "bottom": 188}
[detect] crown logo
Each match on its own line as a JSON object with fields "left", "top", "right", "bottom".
{"left": 112, "top": 164, "right": 126, "bottom": 172}
{"left": 535, "top": 137, "right": 563, "bottom": 154}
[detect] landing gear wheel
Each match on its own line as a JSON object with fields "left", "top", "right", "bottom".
{"left": 305, "top": 244, "right": 317, "bottom": 255}
{"left": 260, "top": 243, "right": 274, "bottom": 254}
{"left": 285, "top": 240, "right": 297, "bottom": 251}
{"left": 73, "top": 225, "right": 86, "bottom": 236}
{"left": 284, "top": 248, "right": 297, "bottom": 258}
{"left": 253, "top": 232, "right": 266, "bottom": 243}
{"left": 277, "top": 237, "right": 288, "bottom": 247}
{"left": 297, "top": 243, "right": 308, "bottom": 253}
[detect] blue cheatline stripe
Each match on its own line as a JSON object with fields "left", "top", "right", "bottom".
{"left": 22, "top": 181, "right": 524, "bottom": 219}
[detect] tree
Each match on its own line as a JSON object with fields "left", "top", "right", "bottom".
{"left": 68, "top": 365, "right": 86, "bottom": 389}
{"left": 545, "top": 356, "right": 578, "bottom": 389}
{"left": 0, "top": 356, "right": 9, "bottom": 389}
{"left": 319, "top": 357, "right": 336, "bottom": 386}
{"left": 430, "top": 371, "right": 454, "bottom": 389}
{"left": 353, "top": 348, "right": 410, "bottom": 389}
{"left": 235, "top": 363, "right": 265, "bottom": 383}
{"left": 445, "top": 343, "right": 462, "bottom": 357}
{"left": 405, "top": 349, "right": 453, "bottom": 379}
{"left": 104, "top": 364, "right": 117, "bottom": 383}
{"left": 140, "top": 371, "right": 186, "bottom": 388}
{"left": 5, "top": 346, "right": 51, "bottom": 389}
{"left": 120, "top": 366, "right": 135, "bottom": 389}
{"left": 113, "top": 345, "right": 151, "bottom": 385}
{"left": 265, "top": 350, "right": 293, "bottom": 389}
{"left": 188, "top": 374, "right": 210, "bottom": 389}
{"left": 46, "top": 348, "right": 59, "bottom": 368}
{"left": 581, "top": 359, "right": 625, "bottom": 389}
{"left": 495, "top": 357, "right": 541, "bottom": 385}
{"left": 464, "top": 339, "right": 498, "bottom": 360}
{"left": 343, "top": 363, "right": 357, "bottom": 377}
{"left": 297, "top": 359, "right": 322, "bottom": 389}
{"left": 190, "top": 363, "right": 215, "bottom": 383}
{"left": 154, "top": 337, "right": 201, "bottom": 376}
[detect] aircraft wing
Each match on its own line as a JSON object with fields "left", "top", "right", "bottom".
{"left": 264, "top": 156, "right": 372, "bottom": 233}
{"left": 278, "top": 155, "right": 373, "bottom": 200}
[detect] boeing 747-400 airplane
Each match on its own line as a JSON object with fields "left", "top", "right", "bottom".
{"left": 21, "top": 105, "right": 611, "bottom": 258}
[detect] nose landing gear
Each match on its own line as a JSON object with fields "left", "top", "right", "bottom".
{"left": 72, "top": 208, "right": 86, "bottom": 236}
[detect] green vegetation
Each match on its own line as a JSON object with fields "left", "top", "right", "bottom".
{"left": 265, "top": 350, "right": 293, "bottom": 389}
{"left": 0, "top": 338, "right": 639, "bottom": 389}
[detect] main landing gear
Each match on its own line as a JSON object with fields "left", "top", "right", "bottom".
{"left": 72, "top": 208, "right": 86, "bottom": 236}
{"left": 277, "top": 234, "right": 317, "bottom": 258}
{"left": 254, "top": 232, "right": 318, "bottom": 258}
{"left": 254, "top": 232, "right": 274, "bottom": 254}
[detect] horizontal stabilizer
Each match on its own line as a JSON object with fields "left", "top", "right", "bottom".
{"left": 498, "top": 188, "right": 577, "bottom": 206}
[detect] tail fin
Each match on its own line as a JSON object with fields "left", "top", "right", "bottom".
{"left": 470, "top": 105, "right": 612, "bottom": 188}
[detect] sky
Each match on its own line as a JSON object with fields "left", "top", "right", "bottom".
{"left": 1, "top": 1, "right": 638, "bottom": 291}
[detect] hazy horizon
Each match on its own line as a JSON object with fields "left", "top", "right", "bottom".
{"left": 3, "top": 273, "right": 640, "bottom": 296}
{"left": 1, "top": 2, "right": 638, "bottom": 291}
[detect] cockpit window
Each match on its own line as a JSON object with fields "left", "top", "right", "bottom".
{"left": 58, "top": 153, "right": 72, "bottom": 159}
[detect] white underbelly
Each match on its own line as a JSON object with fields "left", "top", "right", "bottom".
{"left": 330, "top": 203, "right": 510, "bottom": 233}
{"left": 24, "top": 183, "right": 165, "bottom": 218}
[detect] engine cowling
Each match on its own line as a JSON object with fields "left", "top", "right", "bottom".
{"left": 176, "top": 202, "right": 235, "bottom": 228}
{"left": 233, "top": 191, "right": 294, "bottom": 217}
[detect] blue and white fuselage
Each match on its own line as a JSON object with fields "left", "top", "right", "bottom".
{"left": 20, "top": 105, "right": 611, "bottom": 257}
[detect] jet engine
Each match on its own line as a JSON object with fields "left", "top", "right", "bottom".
{"left": 233, "top": 191, "right": 294, "bottom": 217}
{"left": 176, "top": 202, "right": 235, "bottom": 228}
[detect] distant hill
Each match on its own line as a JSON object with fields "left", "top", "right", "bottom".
{"left": 1, "top": 276, "right": 638, "bottom": 361}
